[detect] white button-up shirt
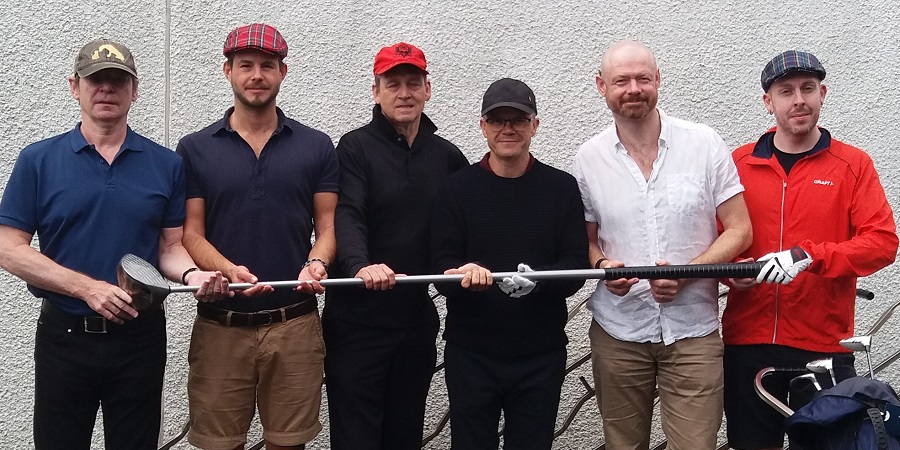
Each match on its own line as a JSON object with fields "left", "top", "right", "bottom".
{"left": 571, "top": 110, "right": 743, "bottom": 345}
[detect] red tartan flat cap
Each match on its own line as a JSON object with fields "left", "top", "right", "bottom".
{"left": 223, "top": 23, "right": 288, "bottom": 59}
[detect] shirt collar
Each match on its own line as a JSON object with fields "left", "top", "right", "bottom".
{"left": 370, "top": 104, "right": 438, "bottom": 144}
{"left": 611, "top": 108, "right": 668, "bottom": 154}
{"left": 69, "top": 123, "right": 145, "bottom": 153}
{"left": 478, "top": 151, "right": 536, "bottom": 174}
{"left": 751, "top": 126, "right": 832, "bottom": 159}
{"left": 211, "top": 106, "right": 292, "bottom": 136}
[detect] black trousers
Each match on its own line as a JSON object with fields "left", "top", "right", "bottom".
{"left": 33, "top": 302, "right": 166, "bottom": 450}
{"left": 724, "top": 343, "right": 856, "bottom": 449}
{"left": 323, "top": 317, "right": 438, "bottom": 450}
{"left": 444, "top": 343, "right": 566, "bottom": 450}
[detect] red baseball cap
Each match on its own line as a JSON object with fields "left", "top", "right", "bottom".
{"left": 223, "top": 23, "right": 288, "bottom": 59}
{"left": 373, "top": 42, "right": 428, "bottom": 75}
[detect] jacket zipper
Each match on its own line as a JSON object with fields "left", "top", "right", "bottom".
{"left": 772, "top": 179, "right": 787, "bottom": 343}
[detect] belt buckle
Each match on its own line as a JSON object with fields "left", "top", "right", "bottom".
{"left": 84, "top": 317, "right": 108, "bottom": 334}
{"left": 252, "top": 311, "right": 273, "bottom": 327}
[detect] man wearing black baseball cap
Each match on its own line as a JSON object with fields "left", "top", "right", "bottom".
{"left": 723, "top": 50, "right": 898, "bottom": 450}
{"left": 430, "top": 78, "right": 587, "bottom": 449}
{"left": 177, "top": 23, "right": 339, "bottom": 450}
{"left": 0, "top": 38, "right": 227, "bottom": 450}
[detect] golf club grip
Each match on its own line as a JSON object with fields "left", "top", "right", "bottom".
{"left": 168, "top": 261, "right": 765, "bottom": 292}
{"left": 602, "top": 261, "right": 765, "bottom": 280}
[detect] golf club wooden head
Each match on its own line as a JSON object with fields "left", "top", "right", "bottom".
{"left": 116, "top": 253, "right": 172, "bottom": 310}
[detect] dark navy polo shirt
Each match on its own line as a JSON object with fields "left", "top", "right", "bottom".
{"left": 0, "top": 124, "right": 186, "bottom": 316}
{"left": 176, "top": 107, "right": 339, "bottom": 312}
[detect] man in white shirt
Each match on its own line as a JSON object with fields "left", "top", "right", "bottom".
{"left": 571, "top": 40, "right": 752, "bottom": 449}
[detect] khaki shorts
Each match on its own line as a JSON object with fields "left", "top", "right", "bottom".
{"left": 187, "top": 310, "right": 325, "bottom": 449}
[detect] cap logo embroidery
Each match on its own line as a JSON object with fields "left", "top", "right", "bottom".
{"left": 395, "top": 44, "right": 412, "bottom": 58}
{"left": 92, "top": 44, "right": 125, "bottom": 62}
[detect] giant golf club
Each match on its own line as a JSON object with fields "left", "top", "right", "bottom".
{"left": 117, "top": 253, "right": 765, "bottom": 309}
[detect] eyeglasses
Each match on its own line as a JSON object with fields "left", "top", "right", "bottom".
{"left": 483, "top": 117, "right": 533, "bottom": 130}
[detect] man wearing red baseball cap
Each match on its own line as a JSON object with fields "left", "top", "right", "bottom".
{"left": 177, "top": 23, "right": 339, "bottom": 450}
{"left": 324, "top": 42, "right": 468, "bottom": 450}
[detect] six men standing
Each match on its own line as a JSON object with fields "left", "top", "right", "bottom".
{"left": 0, "top": 26, "right": 896, "bottom": 450}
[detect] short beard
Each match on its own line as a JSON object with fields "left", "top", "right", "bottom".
{"left": 610, "top": 94, "right": 657, "bottom": 120}
{"left": 233, "top": 84, "right": 280, "bottom": 110}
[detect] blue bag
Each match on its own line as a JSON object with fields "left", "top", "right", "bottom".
{"left": 786, "top": 377, "right": 900, "bottom": 450}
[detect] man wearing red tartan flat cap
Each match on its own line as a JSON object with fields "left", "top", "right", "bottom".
{"left": 178, "top": 23, "right": 339, "bottom": 450}
{"left": 324, "top": 41, "right": 468, "bottom": 450}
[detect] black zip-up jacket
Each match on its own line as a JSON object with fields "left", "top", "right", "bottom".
{"left": 325, "top": 105, "right": 469, "bottom": 328}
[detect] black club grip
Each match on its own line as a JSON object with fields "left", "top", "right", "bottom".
{"left": 602, "top": 262, "right": 766, "bottom": 280}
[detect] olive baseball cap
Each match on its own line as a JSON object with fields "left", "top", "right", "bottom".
{"left": 73, "top": 39, "right": 137, "bottom": 78}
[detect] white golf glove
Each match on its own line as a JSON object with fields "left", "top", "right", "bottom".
{"left": 756, "top": 246, "right": 812, "bottom": 285}
{"left": 499, "top": 263, "right": 537, "bottom": 298}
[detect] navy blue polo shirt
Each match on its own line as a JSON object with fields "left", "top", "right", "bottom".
{"left": 176, "top": 107, "right": 339, "bottom": 312}
{"left": 0, "top": 124, "right": 186, "bottom": 316}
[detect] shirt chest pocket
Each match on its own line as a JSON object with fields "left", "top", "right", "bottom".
{"left": 664, "top": 174, "right": 710, "bottom": 218}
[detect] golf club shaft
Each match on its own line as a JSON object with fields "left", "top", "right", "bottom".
{"left": 169, "top": 261, "right": 765, "bottom": 293}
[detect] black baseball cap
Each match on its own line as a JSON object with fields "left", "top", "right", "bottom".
{"left": 481, "top": 78, "right": 537, "bottom": 116}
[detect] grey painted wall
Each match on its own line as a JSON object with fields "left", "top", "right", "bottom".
{"left": 1, "top": 0, "right": 899, "bottom": 448}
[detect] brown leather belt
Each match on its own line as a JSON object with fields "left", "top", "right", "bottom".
{"left": 196, "top": 299, "right": 316, "bottom": 327}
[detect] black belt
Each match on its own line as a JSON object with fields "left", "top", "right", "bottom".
{"left": 196, "top": 299, "right": 316, "bottom": 327}
{"left": 40, "top": 299, "right": 161, "bottom": 334}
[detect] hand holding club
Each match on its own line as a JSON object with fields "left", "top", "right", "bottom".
{"left": 756, "top": 246, "right": 812, "bottom": 285}
{"left": 498, "top": 263, "right": 537, "bottom": 298}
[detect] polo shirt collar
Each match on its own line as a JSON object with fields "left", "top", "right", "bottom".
{"left": 751, "top": 126, "right": 832, "bottom": 159}
{"left": 212, "top": 106, "right": 293, "bottom": 136}
{"left": 69, "top": 122, "right": 146, "bottom": 153}
{"left": 370, "top": 104, "right": 438, "bottom": 143}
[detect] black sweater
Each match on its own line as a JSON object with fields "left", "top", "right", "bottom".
{"left": 326, "top": 106, "right": 469, "bottom": 328}
{"left": 431, "top": 157, "right": 589, "bottom": 357}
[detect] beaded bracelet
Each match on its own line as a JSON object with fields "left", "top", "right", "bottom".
{"left": 304, "top": 258, "right": 328, "bottom": 271}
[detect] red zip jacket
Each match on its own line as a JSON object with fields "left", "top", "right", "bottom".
{"left": 723, "top": 128, "right": 897, "bottom": 353}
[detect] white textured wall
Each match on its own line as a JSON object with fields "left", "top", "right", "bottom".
{"left": 1, "top": 1, "right": 899, "bottom": 448}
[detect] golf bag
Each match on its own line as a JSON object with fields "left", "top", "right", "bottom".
{"left": 786, "top": 376, "right": 900, "bottom": 449}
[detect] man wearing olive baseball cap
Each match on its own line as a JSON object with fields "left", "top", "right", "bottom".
{"left": 431, "top": 78, "right": 587, "bottom": 449}
{"left": 0, "top": 38, "right": 227, "bottom": 450}
{"left": 723, "top": 50, "right": 898, "bottom": 450}
{"left": 177, "top": 23, "right": 338, "bottom": 450}
{"left": 324, "top": 41, "right": 468, "bottom": 450}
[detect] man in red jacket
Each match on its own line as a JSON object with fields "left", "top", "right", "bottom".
{"left": 723, "top": 50, "right": 899, "bottom": 450}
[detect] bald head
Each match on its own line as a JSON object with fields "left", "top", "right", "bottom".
{"left": 600, "top": 40, "right": 658, "bottom": 75}
{"left": 595, "top": 40, "right": 660, "bottom": 121}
